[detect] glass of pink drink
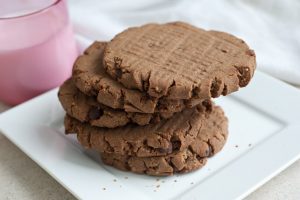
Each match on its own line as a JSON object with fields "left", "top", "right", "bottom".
{"left": 0, "top": 0, "right": 78, "bottom": 105}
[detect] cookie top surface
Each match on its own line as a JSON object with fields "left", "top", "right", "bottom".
{"left": 58, "top": 78, "right": 187, "bottom": 128}
{"left": 73, "top": 41, "right": 202, "bottom": 114}
{"left": 65, "top": 104, "right": 227, "bottom": 158}
{"left": 104, "top": 22, "right": 256, "bottom": 99}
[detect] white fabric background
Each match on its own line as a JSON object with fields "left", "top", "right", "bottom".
{"left": 67, "top": 0, "right": 300, "bottom": 85}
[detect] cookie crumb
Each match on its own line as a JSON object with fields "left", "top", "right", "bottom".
{"left": 156, "top": 185, "right": 160, "bottom": 188}
{"left": 248, "top": 143, "right": 252, "bottom": 147}
{"left": 174, "top": 180, "right": 177, "bottom": 182}
{"left": 235, "top": 145, "right": 239, "bottom": 148}
{"left": 124, "top": 177, "right": 128, "bottom": 179}
{"left": 156, "top": 178, "right": 160, "bottom": 182}
{"left": 102, "top": 188, "right": 106, "bottom": 191}
{"left": 113, "top": 179, "right": 117, "bottom": 182}
{"left": 190, "top": 182, "right": 194, "bottom": 185}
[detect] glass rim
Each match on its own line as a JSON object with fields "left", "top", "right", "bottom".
{"left": 0, "top": 0, "right": 62, "bottom": 20}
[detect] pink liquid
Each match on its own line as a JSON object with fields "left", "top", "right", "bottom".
{"left": 0, "top": 23, "right": 78, "bottom": 105}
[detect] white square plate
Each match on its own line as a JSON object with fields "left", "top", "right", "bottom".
{"left": 1, "top": 71, "right": 300, "bottom": 200}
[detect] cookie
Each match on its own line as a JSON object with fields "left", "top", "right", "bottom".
{"left": 72, "top": 41, "right": 202, "bottom": 114}
{"left": 101, "top": 148, "right": 207, "bottom": 176}
{"left": 64, "top": 104, "right": 226, "bottom": 158}
{"left": 101, "top": 104, "right": 228, "bottom": 176}
{"left": 103, "top": 22, "right": 256, "bottom": 99}
{"left": 58, "top": 78, "right": 181, "bottom": 128}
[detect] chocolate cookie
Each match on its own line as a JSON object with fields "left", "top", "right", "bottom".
{"left": 103, "top": 22, "right": 256, "bottom": 99}
{"left": 72, "top": 41, "right": 202, "bottom": 113}
{"left": 58, "top": 78, "right": 181, "bottom": 128}
{"left": 101, "top": 105, "right": 227, "bottom": 176}
{"left": 64, "top": 104, "right": 226, "bottom": 158}
{"left": 101, "top": 148, "right": 207, "bottom": 176}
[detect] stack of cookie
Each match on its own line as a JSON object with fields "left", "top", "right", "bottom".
{"left": 59, "top": 22, "right": 256, "bottom": 176}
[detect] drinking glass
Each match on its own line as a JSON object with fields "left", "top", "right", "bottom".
{"left": 0, "top": 0, "right": 78, "bottom": 105}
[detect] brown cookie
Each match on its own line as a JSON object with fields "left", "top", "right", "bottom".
{"left": 101, "top": 104, "right": 228, "bottom": 176}
{"left": 101, "top": 148, "right": 207, "bottom": 176}
{"left": 58, "top": 78, "right": 186, "bottom": 128}
{"left": 72, "top": 41, "right": 202, "bottom": 114}
{"left": 104, "top": 22, "right": 256, "bottom": 99}
{"left": 64, "top": 104, "right": 226, "bottom": 158}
